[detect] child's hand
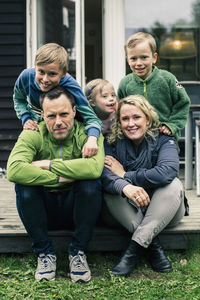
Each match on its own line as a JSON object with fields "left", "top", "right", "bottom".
{"left": 82, "top": 136, "right": 98, "bottom": 157}
{"left": 24, "top": 120, "right": 39, "bottom": 131}
{"left": 159, "top": 125, "right": 172, "bottom": 136}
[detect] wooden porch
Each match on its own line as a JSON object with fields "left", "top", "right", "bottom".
{"left": 0, "top": 174, "right": 200, "bottom": 253}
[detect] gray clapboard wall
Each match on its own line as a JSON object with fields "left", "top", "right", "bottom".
{"left": 0, "top": 0, "right": 25, "bottom": 167}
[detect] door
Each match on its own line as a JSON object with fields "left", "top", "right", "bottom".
{"left": 33, "top": 0, "right": 102, "bottom": 88}
{"left": 84, "top": 0, "right": 102, "bottom": 83}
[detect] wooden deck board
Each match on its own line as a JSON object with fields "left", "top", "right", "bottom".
{"left": 1, "top": 178, "right": 200, "bottom": 252}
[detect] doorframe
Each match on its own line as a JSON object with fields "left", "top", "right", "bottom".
{"left": 26, "top": 0, "right": 126, "bottom": 91}
{"left": 26, "top": 0, "right": 37, "bottom": 68}
{"left": 102, "top": 0, "right": 125, "bottom": 91}
{"left": 27, "top": 0, "right": 85, "bottom": 88}
{"left": 75, "top": 0, "right": 85, "bottom": 89}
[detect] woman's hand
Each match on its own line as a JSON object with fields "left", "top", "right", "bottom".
{"left": 122, "top": 184, "right": 150, "bottom": 208}
{"left": 104, "top": 155, "right": 125, "bottom": 177}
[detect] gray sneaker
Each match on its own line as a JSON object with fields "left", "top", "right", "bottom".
{"left": 35, "top": 253, "right": 56, "bottom": 281}
{"left": 69, "top": 250, "right": 91, "bottom": 283}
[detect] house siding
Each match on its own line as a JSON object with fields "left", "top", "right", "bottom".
{"left": 0, "top": 0, "right": 26, "bottom": 167}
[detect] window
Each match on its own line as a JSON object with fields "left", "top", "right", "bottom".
{"left": 125, "top": 0, "right": 200, "bottom": 81}
{"left": 84, "top": 0, "right": 102, "bottom": 83}
{"left": 37, "top": 0, "right": 76, "bottom": 78}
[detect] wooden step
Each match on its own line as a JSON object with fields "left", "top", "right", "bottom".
{"left": 0, "top": 179, "right": 199, "bottom": 253}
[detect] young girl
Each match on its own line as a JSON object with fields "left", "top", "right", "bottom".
{"left": 85, "top": 79, "right": 117, "bottom": 136}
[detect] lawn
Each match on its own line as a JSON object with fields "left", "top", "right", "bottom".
{"left": 0, "top": 246, "right": 200, "bottom": 300}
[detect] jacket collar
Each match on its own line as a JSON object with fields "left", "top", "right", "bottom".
{"left": 132, "top": 66, "right": 158, "bottom": 83}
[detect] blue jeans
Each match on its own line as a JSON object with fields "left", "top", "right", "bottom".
{"left": 15, "top": 179, "right": 102, "bottom": 256}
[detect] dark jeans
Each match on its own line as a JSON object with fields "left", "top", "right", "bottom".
{"left": 15, "top": 179, "right": 102, "bottom": 256}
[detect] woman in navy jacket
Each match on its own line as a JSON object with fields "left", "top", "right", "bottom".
{"left": 101, "top": 95, "right": 185, "bottom": 276}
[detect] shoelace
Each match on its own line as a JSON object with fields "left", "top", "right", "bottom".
{"left": 39, "top": 255, "right": 55, "bottom": 270}
{"left": 72, "top": 254, "right": 86, "bottom": 270}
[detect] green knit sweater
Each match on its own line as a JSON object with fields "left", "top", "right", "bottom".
{"left": 117, "top": 66, "right": 190, "bottom": 140}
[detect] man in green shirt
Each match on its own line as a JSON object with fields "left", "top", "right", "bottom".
{"left": 7, "top": 86, "right": 104, "bottom": 283}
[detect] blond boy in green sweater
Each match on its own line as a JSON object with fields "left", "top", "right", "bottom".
{"left": 118, "top": 32, "right": 190, "bottom": 140}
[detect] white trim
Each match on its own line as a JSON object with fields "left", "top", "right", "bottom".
{"left": 26, "top": 0, "right": 37, "bottom": 68}
{"left": 102, "top": 0, "right": 125, "bottom": 91}
{"left": 26, "top": 0, "right": 31, "bottom": 68}
{"left": 75, "top": 0, "right": 85, "bottom": 89}
{"left": 36, "top": 0, "right": 45, "bottom": 48}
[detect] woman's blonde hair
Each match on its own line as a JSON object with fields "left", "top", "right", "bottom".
{"left": 107, "top": 95, "right": 160, "bottom": 143}
{"left": 85, "top": 78, "right": 111, "bottom": 105}
{"left": 35, "top": 43, "right": 68, "bottom": 73}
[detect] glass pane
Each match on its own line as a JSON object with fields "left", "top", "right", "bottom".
{"left": 125, "top": 0, "right": 200, "bottom": 81}
{"left": 84, "top": 0, "right": 102, "bottom": 83}
{"left": 37, "top": 0, "right": 76, "bottom": 78}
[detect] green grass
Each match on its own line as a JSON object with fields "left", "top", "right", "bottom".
{"left": 0, "top": 246, "right": 200, "bottom": 300}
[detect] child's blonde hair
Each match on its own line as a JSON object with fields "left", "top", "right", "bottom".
{"left": 107, "top": 94, "right": 160, "bottom": 144}
{"left": 125, "top": 32, "right": 157, "bottom": 56}
{"left": 35, "top": 43, "right": 69, "bottom": 73}
{"left": 85, "top": 78, "right": 111, "bottom": 105}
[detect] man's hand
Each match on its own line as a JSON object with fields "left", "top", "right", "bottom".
{"left": 59, "top": 177, "right": 75, "bottom": 183}
{"left": 123, "top": 184, "right": 150, "bottom": 208}
{"left": 31, "top": 160, "right": 50, "bottom": 170}
{"left": 24, "top": 120, "right": 39, "bottom": 131}
{"left": 159, "top": 125, "right": 172, "bottom": 136}
{"left": 82, "top": 136, "right": 98, "bottom": 157}
{"left": 32, "top": 161, "right": 74, "bottom": 183}
{"left": 104, "top": 155, "right": 125, "bottom": 178}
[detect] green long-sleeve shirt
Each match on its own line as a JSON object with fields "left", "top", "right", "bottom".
{"left": 7, "top": 120, "right": 105, "bottom": 192}
{"left": 118, "top": 67, "right": 190, "bottom": 140}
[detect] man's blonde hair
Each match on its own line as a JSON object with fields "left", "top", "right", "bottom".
{"left": 107, "top": 94, "right": 160, "bottom": 144}
{"left": 35, "top": 43, "right": 69, "bottom": 73}
{"left": 125, "top": 32, "right": 157, "bottom": 56}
